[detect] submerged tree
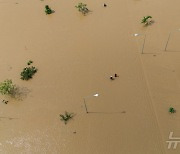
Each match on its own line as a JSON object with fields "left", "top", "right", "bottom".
{"left": 60, "top": 112, "right": 74, "bottom": 124}
{"left": 169, "top": 107, "right": 176, "bottom": 113}
{"left": 141, "top": 16, "right": 152, "bottom": 26}
{"left": 45, "top": 5, "right": 53, "bottom": 14}
{"left": 20, "top": 66, "right": 37, "bottom": 80}
{"left": 75, "top": 3, "right": 89, "bottom": 15}
{"left": 20, "top": 60, "right": 37, "bottom": 80}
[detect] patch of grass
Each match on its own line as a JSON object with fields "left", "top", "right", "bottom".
{"left": 20, "top": 66, "right": 37, "bottom": 80}
{"left": 45, "top": 5, "right": 53, "bottom": 14}
{"left": 141, "top": 16, "right": 152, "bottom": 26}
{"left": 169, "top": 107, "right": 176, "bottom": 113}
{"left": 75, "top": 3, "right": 89, "bottom": 15}
{"left": 0, "top": 79, "right": 15, "bottom": 95}
{"left": 60, "top": 112, "right": 74, "bottom": 124}
{"left": 27, "top": 60, "right": 33, "bottom": 65}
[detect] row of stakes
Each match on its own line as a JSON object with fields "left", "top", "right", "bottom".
{"left": 83, "top": 74, "right": 176, "bottom": 114}
{"left": 44, "top": 3, "right": 177, "bottom": 54}
{"left": 84, "top": 74, "right": 118, "bottom": 113}
{"left": 134, "top": 29, "right": 180, "bottom": 54}
{"left": 43, "top": 5, "right": 176, "bottom": 114}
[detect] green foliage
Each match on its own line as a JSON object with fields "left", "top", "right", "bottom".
{"left": 169, "top": 107, "right": 176, "bottom": 113}
{"left": 27, "top": 60, "right": 33, "bottom": 65}
{"left": 60, "top": 112, "right": 74, "bottom": 124}
{"left": 141, "top": 16, "right": 152, "bottom": 25}
{"left": 0, "top": 79, "right": 15, "bottom": 95}
{"left": 75, "top": 3, "right": 89, "bottom": 15}
{"left": 20, "top": 66, "right": 37, "bottom": 80}
{"left": 45, "top": 5, "right": 53, "bottom": 14}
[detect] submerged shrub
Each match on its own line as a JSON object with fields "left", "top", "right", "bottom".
{"left": 0, "top": 79, "right": 15, "bottom": 95}
{"left": 60, "top": 112, "right": 74, "bottom": 124}
{"left": 20, "top": 66, "right": 37, "bottom": 80}
{"left": 45, "top": 5, "right": 53, "bottom": 14}
{"left": 27, "top": 60, "right": 33, "bottom": 65}
{"left": 169, "top": 107, "right": 176, "bottom": 113}
{"left": 141, "top": 16, "right": 152, "bottom": 25}
{"left": 75, "top": 3, "right": 89, "bottom": 15}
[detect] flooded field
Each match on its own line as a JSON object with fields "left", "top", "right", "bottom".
{"left": 0, "top": 0, "right": 180, "bottom": 153}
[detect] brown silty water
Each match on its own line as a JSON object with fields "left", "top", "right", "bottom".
{"left": 0, "top": 0, "right": 180, "bottom": 153}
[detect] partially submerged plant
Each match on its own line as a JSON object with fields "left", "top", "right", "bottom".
{"left": 20, "top": 66, "right": 37, "bottom": 80}
{"left": 60, "top": 112, "right": 74, "bottom": 124}
{"left": 0, "top": 79, "right": 15, "bottom": 95}
{"left": 141, "top": 16, "right": 152, "bottom": 26}
{"left": 75, "top": 3, "right": 89, "bottom": 15}
{"left": 2, "top": 100, "right": 8, "bottom": 104}
{"left": 45, "top": 5, "right": 53, "bottom": 14}
{"left": 169, "top": 107, "right": 176, "bottom": 113}
{"left": 27, "top": 60, "right": 33, "bottom": 65}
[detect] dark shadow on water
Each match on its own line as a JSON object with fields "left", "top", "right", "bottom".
{"left": 11, "top": 86, "right": 31, "bottom": 101}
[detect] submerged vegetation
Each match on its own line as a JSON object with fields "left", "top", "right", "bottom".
{"left": 21, "top": 66, "right": 37, "bottom": 80}
{"left": 75, "top": 3, "right": 89, "bottom": 15}
{"left": 169, "top": 107, "right": 176, "bottom": 113}
{"left": 21, "top": 61, "right": 37, "bottom": 80}
{"left": 60, "top": 112, "right": 74, "bottom": 124}
{"left": 141, "top": 16, "right": 152, "bottom": 26}
{"left": 2, "top": 100, "right": 8, "bottom": 104}
{"left": 27, "top": 60, "right": 33, "bottom": 65}
{"left": 0, "top": 79, "right": 15, "bottom": 95}
{"left": 45, "top": 5, "right": 53, "bottom": 14}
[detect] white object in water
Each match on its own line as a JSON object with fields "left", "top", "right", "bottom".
{"left": 93, "top": 93, "right": 99, "bottom": 97}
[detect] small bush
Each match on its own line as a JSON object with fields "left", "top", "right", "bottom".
{"left": 45, "top": 5, "right": 53, "bottom": 14}
{"left": 60, "top": 112, "right": 74, "bottom": 124}
{"left": 0, "top": 79, "right": 15, "bottom": 95}
{"left": 169, "top": 107, "right": 176, "bottom": 113}
{"left": 75, "top": 3, "right": 89, "bottom": 15}
{"left": 20, "top": 66, "right": 37, "bottom": 80}
{"left": 141, "top": 16, "right": 152, "bottom": 25}
{"left": 27, "top": 60, "right": 33, "bottom": 65}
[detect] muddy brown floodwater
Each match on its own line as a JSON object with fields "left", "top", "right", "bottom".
{"left": 0, "top": 0, "right": 180, "bottom": 153}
